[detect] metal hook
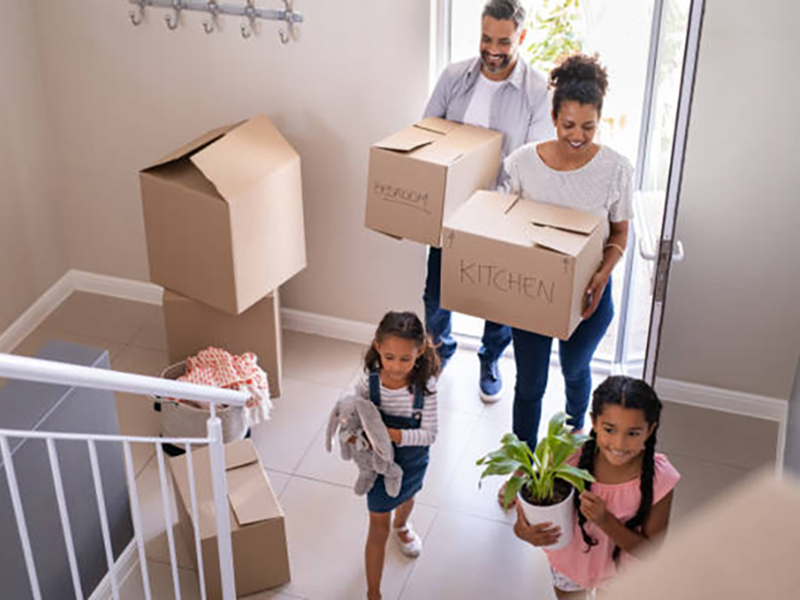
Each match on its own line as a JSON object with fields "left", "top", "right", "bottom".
{"left": 129, "top": 0, "right": 146, "bottom": 26}
{"left": 241, "top": 0, "right": 257, "bottom": 39}
{"left": 203, "top": 0, "right": 219, "bottom": 34}
{"left": 279, "top": 0, "right": 298, "bottom": 44}
{"left": 165, "top": 0, "right": 182, "bottom": 31}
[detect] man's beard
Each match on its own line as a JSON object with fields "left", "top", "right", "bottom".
{"left": 480, "top": 50, "right": 512, "bottom": 73}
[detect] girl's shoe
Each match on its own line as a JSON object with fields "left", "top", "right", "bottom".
{"left": 392, "top": 522, "right": 422, "bottom": 558}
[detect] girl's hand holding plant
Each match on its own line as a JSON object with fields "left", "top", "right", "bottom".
{"left": 579, "top": 490, "right": 611, "bottom": 526}
{"left": 513, "top": 504, "right": 562, "bottom": 547}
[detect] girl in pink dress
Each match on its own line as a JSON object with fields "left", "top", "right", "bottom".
{"left": 514, "top": 376, "right": 680, "bottom": 598}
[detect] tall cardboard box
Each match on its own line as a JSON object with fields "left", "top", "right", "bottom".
{"left": 170, "top": 440, "right": 290, "bottom": 600}
{"left": 441, "top": 191, "right": 605, "bottom": 340}
{"left": 163, "top": 289, "right": 282, "bottom": 398}
{"left": 140, "top": 115, "right": 306, "bottom": 316}
{"left": 365, "top": 117, "right": 503, "bottom": 247}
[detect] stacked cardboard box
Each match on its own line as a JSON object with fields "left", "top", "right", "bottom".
{"left": 170, "top": 439, "right": 291, "bottom": 599}
{"left": 140, "top": 115, "right": 306, "bottom": 398}
{"left": 441, "top": 191, "right": 605, "bottom": 340}
{"left": 365, "top": 117, "right": 503, "bottom": 247}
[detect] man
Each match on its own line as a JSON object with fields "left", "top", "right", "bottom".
{"left": 423, "top": 0, "right": 553, "bottom": 402}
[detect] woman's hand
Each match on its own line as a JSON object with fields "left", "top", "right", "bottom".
{"left": 579, "top": 491, "right": 610, "bottom": 526}
{"left": 387, "top": 428, "right": 403, "bottom": 444}
{"left": 514, "top": 503, "right": 562, "bottom": 546}
{"left": 582, "top": 270, "right": 610, "bottom": 319}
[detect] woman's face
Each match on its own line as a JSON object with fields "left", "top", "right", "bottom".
{"left": 553, "top": 100, "right": 600, "bottom": 158}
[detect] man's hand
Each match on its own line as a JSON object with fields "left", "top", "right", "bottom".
{"left": 513, "top": 503, "right": 562, "bottom": 547}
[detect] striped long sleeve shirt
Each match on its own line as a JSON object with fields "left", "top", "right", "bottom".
{"left": 355, "top": 372, "right": 438, "bottom": 448}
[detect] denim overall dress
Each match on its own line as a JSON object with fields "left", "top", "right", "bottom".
{"left": 366, "top": 370, "right": 430, "bottom": 513}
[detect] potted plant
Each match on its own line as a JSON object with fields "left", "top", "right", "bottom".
{"left": 477, "top": 412, "right": 594, "bottom": 550}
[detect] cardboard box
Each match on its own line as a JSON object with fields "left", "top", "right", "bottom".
{"left": 441, "top": 191, "right": 605, "bottom": 340}
{"left": 604, "top": 472, "right": 800, "bottom": 600}
{"left": 163, "top": 289, "right": 282, "bottom": 398}
{"left": 170, "top": 440, "right": 290, "bottom": 600}
{"left": 365, "top": 117, "right": 503, "bottom": 247}
{"left": 140, "top": 115, "right": 306, "bottom": 316}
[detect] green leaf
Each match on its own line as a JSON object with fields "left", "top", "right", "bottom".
{"left": 555, "top": 463, "right": 595, "bottom": 484}
{"left": 503, "top": 476, "right": 526, "bottom": 509}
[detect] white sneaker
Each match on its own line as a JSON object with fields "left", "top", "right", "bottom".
{"left": 392, "top": 522, "right": 422, "bottom": 558}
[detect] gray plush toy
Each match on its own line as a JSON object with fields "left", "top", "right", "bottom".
{"left": 325, "top": 394, "right": 403, "bottom": 498}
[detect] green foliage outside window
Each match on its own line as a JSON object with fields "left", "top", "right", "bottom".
{"left": 525, "top": 0, "right": 583, "bottom": 74}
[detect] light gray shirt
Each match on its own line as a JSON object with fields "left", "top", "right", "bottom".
{"left": 424, "top": 57, "right": 554, "bottom": 175}
{"left": 502, "top": 144, "right": 634, "bottom": 242}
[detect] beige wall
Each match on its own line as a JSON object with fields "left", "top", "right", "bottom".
{"left": 31, "top": 0, "right": 432, "bottom": 327}
{"left": 657, "top": 0, "right": 800, "bottom": 400}
{"left": 0, "top": 0, "right": 68, "bottom": 332}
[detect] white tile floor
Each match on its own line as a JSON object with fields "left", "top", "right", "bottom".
{"left": 8, "top": 292, "right": 776, "bottom": 599}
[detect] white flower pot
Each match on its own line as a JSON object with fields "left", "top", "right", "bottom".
{"left": 518, "top": 486, "right": 575, "bottom": 550}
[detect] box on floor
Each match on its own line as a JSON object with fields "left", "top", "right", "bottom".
{"left": 140, "top": 115, "right": 306, "bottom": 316}
{"left": 365, "top": 117, "right": 502, "bottom": 247}
{"left": 441, "top": 190, "right": 604, "bottom": 340}
{"left": 170, "top": 439, "right": 290, "bottom": 600}
{"left": 163, "top": 289, "right": 282, "bottom": 398}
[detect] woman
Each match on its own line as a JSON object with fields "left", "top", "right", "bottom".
{"left": 502, "top": 54, "right": 633, "bottom": 494}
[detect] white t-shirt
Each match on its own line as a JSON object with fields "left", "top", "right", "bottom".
{"left": 501, "top": 144, "right": 634, "bottom": 242}
{"left": 462, "top": 73, "right": 505, "bottom": 129}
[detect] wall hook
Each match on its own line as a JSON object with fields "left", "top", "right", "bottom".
{"left": 278, "top": 0, "right": 300, "bottom": 44}
{"left": 164, "top": 0, "right": 182, "bottom": 30}
{"left": 203, "top": 0, "right": 219, "bottom": 33}
{"left": 129, "top": 0, "right": 147, "bottom": 26}
{"left": 241, "top": 0, "right": 257, "bottom": 39}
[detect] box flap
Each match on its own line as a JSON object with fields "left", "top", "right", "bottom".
{"left": 227, "top": 465, "right": 278, "bottom": 526}
{"left": 373, "top": 126, "right": 443, "bottom": 153}
{"left": 144, "top": 123, "right": 237, "bottom": 170}
{"left": 527, "top": 224, "right": 590, "bottom": 256}
{"left": 190, "top": 115, "right": 299, "bottom": 203}
{"left": 414, "top": 117, "right": 461, "bottom": 135}
{"left": 521, "top": 201, "right": 603, "bottom": 235}
{"left": 224, "top": 439, "right": 260, "bottom": 470}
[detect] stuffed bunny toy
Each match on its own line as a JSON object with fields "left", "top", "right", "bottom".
{"left": 326, "top": 394, "right": 403, "bottom": 498}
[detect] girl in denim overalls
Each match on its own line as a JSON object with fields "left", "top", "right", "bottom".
{"left": 356, "top": 311, "right": 440, "bottom": 600}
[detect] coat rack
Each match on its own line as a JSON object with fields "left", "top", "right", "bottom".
{"left": 128, "top": 0, "right": 304, "bottom": 44}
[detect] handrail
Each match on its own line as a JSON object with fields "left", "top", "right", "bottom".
{"left": 0, "top": 353, "right": 248, "bottom": 406}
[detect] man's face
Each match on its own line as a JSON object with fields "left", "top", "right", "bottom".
{"left": 479, "top": 16, "right": 525, "bottom": 77}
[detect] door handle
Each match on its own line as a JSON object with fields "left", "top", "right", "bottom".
{"left": 638, "top": 238, "right": 685, "bottom": 262}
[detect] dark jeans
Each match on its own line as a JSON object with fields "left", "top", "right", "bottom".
{"left": 423, "top": 247, "right": 512, "bottom": 364}
{"left": 511, "top": 281, "right": 615, "bottom": 450}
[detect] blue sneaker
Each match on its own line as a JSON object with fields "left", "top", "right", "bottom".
{"left": 479, "top": 358, "right": 503, "bottom": 403}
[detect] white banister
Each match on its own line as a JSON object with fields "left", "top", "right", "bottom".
{"left": 0, "top": 352, "right": 241, "bottom": 600}
{"left": 207, "top": 417, "right": 237, "bottom": 599}
{"left": 0, "top": 434, "right": 43, "bottom": 600}
{"left": 123, "top": 441, "right": 152, "bottom": 600}
{"left": 156, "top": 443, "right": 183, "bottom": 600}
{"left": 88, "top": 439, "right": 120, "bottom": 600}
{"left": 185, "top": 443, "right": 208, "bottom": 600}
{"left": 0, "top": 353, "right": 248, "bottom": 405}
{"left": 46, "top": 438, "right": 84, "bottom": 600}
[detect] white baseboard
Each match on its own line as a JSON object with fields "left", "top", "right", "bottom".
{"left": 655, "top": 377, "right": 789, "bottom": 469}
{"left": 88, "top": 539, "right": 139, "bottom": 600}
{"left": 70, "top": 270, "right": 163, "bottom": 305}
{"left": 281, "top": 307, "right": 375, "bottom": 345}
{"left": 0, "top": 272, "right": 73, "bottom": 353}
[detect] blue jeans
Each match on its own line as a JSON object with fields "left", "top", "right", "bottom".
{"left": 423, "top": 247, "right": 512, "bottom": 364}
{"left": 511, "top": 281, "right": 614, "bottom": 450}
